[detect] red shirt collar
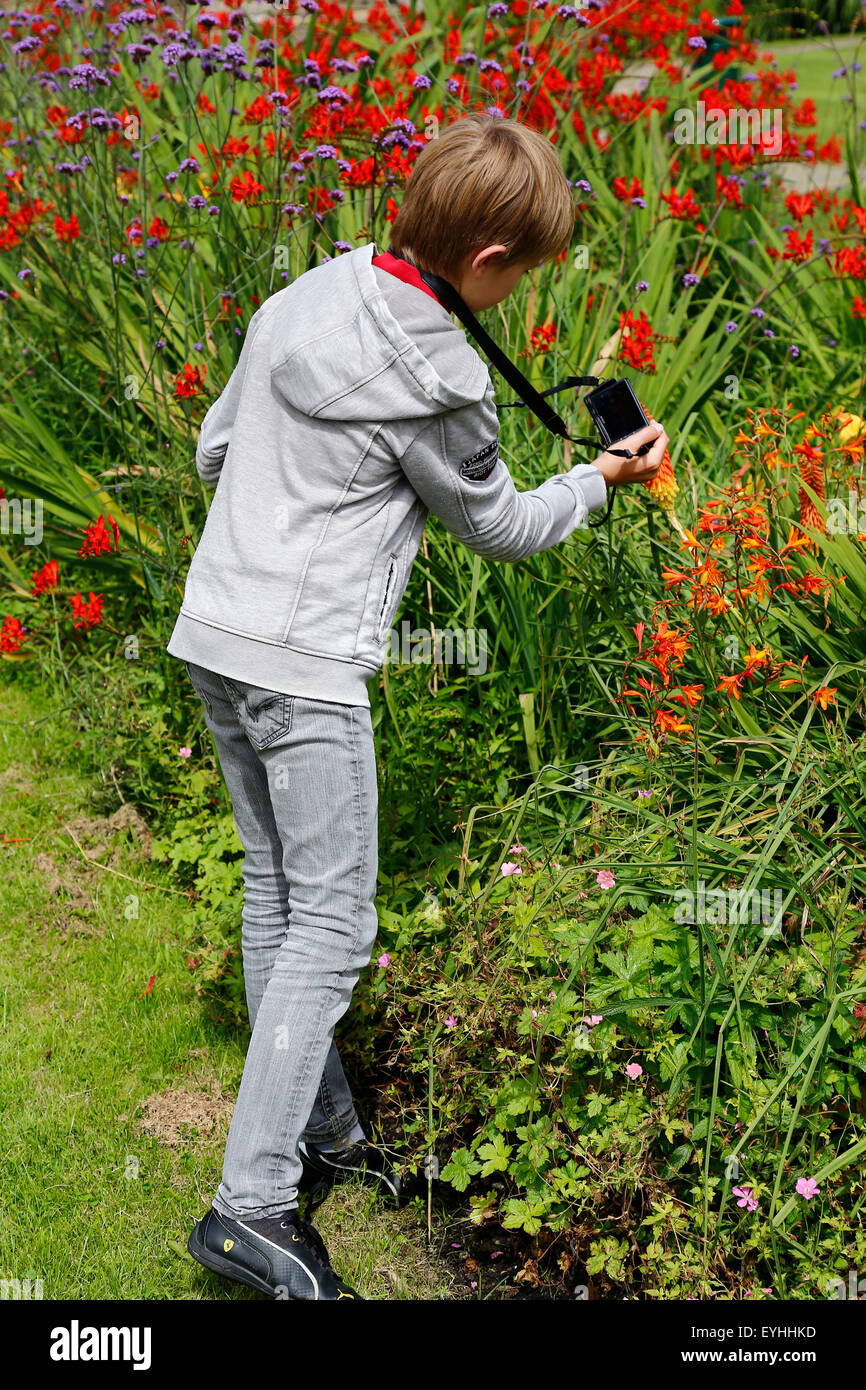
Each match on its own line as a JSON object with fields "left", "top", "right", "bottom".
{"left": 371, "top": 249, "right": 447, "bottom": 308}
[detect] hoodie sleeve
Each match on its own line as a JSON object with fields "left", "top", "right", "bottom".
{"left": 194, "top": 306, "right": 267, "bottom": 487}
{"left": 390, "top": 380, "right": 608, "bottom": 563}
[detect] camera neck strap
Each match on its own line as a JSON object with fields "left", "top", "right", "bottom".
{"left": 387, "top": 254, "right": 620, "bottom": 525}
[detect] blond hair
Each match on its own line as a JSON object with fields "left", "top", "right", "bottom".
{"left": 387, "top": 113, "right": 575, "bottom": 281}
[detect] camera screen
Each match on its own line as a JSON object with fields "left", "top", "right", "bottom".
{"left": 597, "top": 383, "right": 646, "bottom": 440}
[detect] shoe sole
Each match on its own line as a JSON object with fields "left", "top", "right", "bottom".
{"left": 187, "top": 1222, "right": 297, "bottom": 1300}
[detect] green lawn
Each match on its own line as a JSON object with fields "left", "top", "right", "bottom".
{"left": 0, "top": 677, "right": 447, "bottom": 1301}
{"left": 759, "top": 34, "right": 865, "bottom": 146}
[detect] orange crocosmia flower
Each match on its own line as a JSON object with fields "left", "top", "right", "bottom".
{"left": 746, "top": 553, "right": 776, "bottom": 579}
{"left": 654, "top": 708, "right": 693, "bottom": 735}
{"left": 812, "top": 686, "right": 837, "bottom": 710}
{"left": 704, "top": 591, "right": 731, "bottom": 615}
{"left": 793, "top": 435, "right": 824, "bottom": 465}
{"left": 651, "top": 619, "right": 690, "bottom": 658}
{"left": 743, "top": 644, "right": 770, "bottom": 669}
{"left": 716, "top": 673, "right": 744, "bottom": 700}
{"left": 693, "top": 557, "right": 724, "bottom": 589}
{"left": 762, "top": 448, "right": 786, "bottom": 470}
{"left": 780, "top": 526, "right": 812, "bottom": 555}
{"left": 670, "top": 683, "right": 704, "bottom": 707}
{"left": 734, "top": 583, "right": 761, "bottom": 604}
{"left": 754, "top": 419, "right": 779, "bottom": 439}
{"left": 661, "top": 567, "right": 688, "bottom": 589}
{"left": 798, "top": 572, "right": 828, "bottom": 596}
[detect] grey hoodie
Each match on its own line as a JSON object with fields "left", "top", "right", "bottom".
{"left": 166, "top": 241, "right": 607, "bottom": 706}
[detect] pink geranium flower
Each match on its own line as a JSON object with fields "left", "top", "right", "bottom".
{"left": 596, "top": 869, "right": 615, "bottom": 889}
{"left": 501, "top": 861, "right": 523, "bottom": 877}
{"left": 796, "top": 1176, "right": 820, "bottom": 1200}
{"left": 625, "top": 1062, "right": 643, "bottom": 1080}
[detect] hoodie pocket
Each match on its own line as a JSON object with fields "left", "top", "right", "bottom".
{"left": 374, "top": 553, "right": 399, "bottom": 644}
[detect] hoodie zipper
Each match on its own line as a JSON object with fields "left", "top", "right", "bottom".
{"left": 376, "top": 554, "right": 398, "bottom": 642}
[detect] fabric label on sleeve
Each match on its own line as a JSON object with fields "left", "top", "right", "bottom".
{"left": 459, "top": 439, "right": 499, "bottom": 481}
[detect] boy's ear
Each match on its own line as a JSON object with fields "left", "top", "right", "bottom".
{"left": 469, "top": 243, "right": 509, "bottom": 275}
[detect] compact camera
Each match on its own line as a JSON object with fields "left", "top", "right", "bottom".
{"left": 583, "top": 378, "right": 653, "bottom": 454}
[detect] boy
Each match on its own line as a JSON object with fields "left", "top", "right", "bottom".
{"left": 168, "top": 113, "right": 668, "bottom": 1301}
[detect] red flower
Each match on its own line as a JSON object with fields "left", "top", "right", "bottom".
{"left": 78, "top": 514, "right": 120, "bottom": 558}
{"left": 54, "top": 213, "right": 80, "bottom": 242}
{"left": 0, "top": 616, "right": 26, "bottom": 652}
{"left": 148, "top": 216, "right": 170, "bottom": 241}
{"left": 529, "top": 322, "right": 557, "bottom": 354}
{"left": 661, "top": 187, "right": 701, "bottom": 220}
{"left": 612, "top": 176, "right": 644, "bottom": 203}
{"left": 835, "top": 246, "right": 866, "bottom": 279}
{"left": 32, "top": 559, "right": 60, "bottom": 596}
{"left": 784, "top": 192, "right": 814, "bottom": 222}
{"left": 174, "top": 363, "right": 206, "bottom": 398}
{"left": 70, "top": 592, "right": 104, "bottom": 630}
{"left": 852, "top": 297, "right": 866, "bottom": 320}
{"left": 619, "top": 308, "right": 656, "bottom": 373}
{"left": 782, "top": 228, "right": 813, "bottom": 264}
{"left": 791, "top": 98, "right": 817, "bottom": 127}
{"left": 716, "top": 173, "right": 743, "bottom": 208}
{"left": 230, "top": 171, "right": 264, "bottom": 204}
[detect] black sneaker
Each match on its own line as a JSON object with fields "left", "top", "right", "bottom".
{"left": 298, "top": 1134, "right": 404, "bottom": 1209}
{"left": 187, "top": 1204, "right": 362, "bottom": 1300}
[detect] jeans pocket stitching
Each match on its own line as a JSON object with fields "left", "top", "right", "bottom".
{"left": 253, "top": 696, "right": 293, "bottom": 750}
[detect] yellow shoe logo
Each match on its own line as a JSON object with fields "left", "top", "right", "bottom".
{"left": 291, "top": 1233, "right": 300, "bottom": 1242}
{"left": 223, "top": 1239, "right": 234, "bottom": 1252}
{"left": 337, "top": 1291, "right": 355, "bottom": 1299}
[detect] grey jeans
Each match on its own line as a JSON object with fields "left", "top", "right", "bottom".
{"left": 182, "top": 660, "right": 379, "bottom": 1220}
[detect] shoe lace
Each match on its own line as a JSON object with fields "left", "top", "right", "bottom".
{"left": 281, "top": 1210, "right": 332, "bottom": 1270}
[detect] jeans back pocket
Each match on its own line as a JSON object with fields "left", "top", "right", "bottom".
{"left": 220, "top": 676, "right": 294, "bottom": 751}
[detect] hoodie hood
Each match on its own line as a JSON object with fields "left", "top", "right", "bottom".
{"left": 268, "top": 242, "right": 490, "bottom": 423}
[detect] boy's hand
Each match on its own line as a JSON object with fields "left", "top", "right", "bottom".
{"left": 592, "top": 418, "right": 668, "bottom": 486}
